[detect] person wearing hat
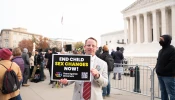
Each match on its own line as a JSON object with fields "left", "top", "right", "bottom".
{"left": 0, "top": 48, "right": 22, "bottom": 100}
{"left": 155, "top": 35, "right": 175, "bottom": 100}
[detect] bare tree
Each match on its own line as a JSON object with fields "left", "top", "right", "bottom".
{"left": 18, "top": 39, "right": 33, "bottom": 52}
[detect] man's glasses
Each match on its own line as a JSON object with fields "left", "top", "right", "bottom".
{"left": 86, "top": 44, "right": 97, "bottom": 48}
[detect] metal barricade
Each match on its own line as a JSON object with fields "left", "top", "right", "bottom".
{"left": 128, "top": 57, "right": 157, "bottom": 67}
{"left": 123, "top": 57, "right": 132, "bottom": 64}
{"left": 152, "top": 68, "right": 161, "bottom": 99}
{"left": 110, "top": 63, "right": 160, "bottom": 100}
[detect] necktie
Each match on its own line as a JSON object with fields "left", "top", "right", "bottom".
{"left": 83, "top": 82, "right": 91, "bottom": 100}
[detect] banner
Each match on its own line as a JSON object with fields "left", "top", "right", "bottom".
{"left": 113, "top": 67, "right": 124, "bottom": 74}
{"left": 51, "top": 54, "right": 91, "bottom": 81}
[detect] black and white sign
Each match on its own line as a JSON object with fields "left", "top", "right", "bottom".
{"left": 51, "top": 54, "right": 91, "bottom": 81}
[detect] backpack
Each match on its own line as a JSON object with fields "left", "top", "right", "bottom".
{"left": 31, "top": 68, "right": 41, "bottom": 83}
{"left": 0, "top": 62, "right": 20, "bottom": 94}
{"left": 105, "top": 55, "right": 114, "bottom": 72}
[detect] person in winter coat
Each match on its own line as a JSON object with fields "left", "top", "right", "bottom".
{"left": 29, "top": 51, "right": 35, "bottom": 78}
{"left": 11, "top": 47, "right": 25, "bottom": 87}
{"left": 38, "top": 49, "right": 45, "bottom": 81}
{"left": 99, "top": 45, "right": 112, "bottom": 98}
{"left": 12, "top": 47, "right": 25, "bottom": 75}
{"left": 95, "top": 46, "right": 102, "bottom": 58}
{"left": 111, "top": 49, "right": 115, "bottom": 57}
{"left": 112, "top": 47, "right": 124, "bottom": 80}
{"left": 155, "top": 35, "right": 175, "bottom": 100}
{"left": 46, "top": 48, "right": 58, "bottom": 85}
{"left": 21, "top": 48, "right": 30, "bottom": 86}
{"left": 0, "top": 48, "right": 22, "bottom": 100}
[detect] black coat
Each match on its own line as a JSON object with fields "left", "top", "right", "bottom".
{"left": 99, "top": 51, "right": 109, "bottom": 61}
{"left": 156, "top": 45, "right": 175, "bottom": 76}
{"left": 46, "top": 52, "right": 57, "bottom": 69}
{"left": 156, "top": 35, "right": 175, "bottom": 76}
{"left": 113, "top": 51, "right": 124, "bottom": 63}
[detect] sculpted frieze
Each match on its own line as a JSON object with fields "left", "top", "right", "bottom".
{"left": 125, "top": 0, "right": 165, "bottom": 12}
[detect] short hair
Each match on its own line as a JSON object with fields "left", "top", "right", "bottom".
{"left": 39, "top": 49, "right": 42, "bottom": 52}
{"left": 12, "top": 47, "right": 22, "bottom": 56}
{"left": 48, "top": 48, "right": 52, "bottom": 51}
{"left": 52, "top": 48, "right": 56, "bottom": 52}
{"left": 116, "top": 47, "right": 120, "bottom": 51}
{"left": 103, "top": 45, "right": 109, "bottom": 51}
{"left": 85, "top": 37, "right": 97, "bottom": 45}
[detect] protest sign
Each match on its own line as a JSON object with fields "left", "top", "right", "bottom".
{"left": 51, "top": 54, "right": 91, "bottom": 81}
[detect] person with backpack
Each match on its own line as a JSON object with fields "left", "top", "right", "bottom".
{"left": 0, "top": 48, "right": 22, "bottom": 100}
{"left": 99, "top": 45, "right": 114, "bottom": 98}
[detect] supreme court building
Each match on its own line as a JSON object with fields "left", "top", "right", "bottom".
{"left": 122, "top": 0, "right": 175, "bottom": 57}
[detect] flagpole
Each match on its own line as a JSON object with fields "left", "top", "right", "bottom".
{"left": 61, "top": 14, "right": 64, "bottom": 52}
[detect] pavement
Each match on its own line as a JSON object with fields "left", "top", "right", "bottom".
{"left": 20, "top": 69, "right": 159, "bottom": 100}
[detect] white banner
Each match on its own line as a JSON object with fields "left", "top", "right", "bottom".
{"left": 113, "top": 67, "right": 124, "bottom": 73}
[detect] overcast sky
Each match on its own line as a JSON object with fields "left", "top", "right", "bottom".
{"left": 0, "top": 0, "right": 136, "bottom": 46}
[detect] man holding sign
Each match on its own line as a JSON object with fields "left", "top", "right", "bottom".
{"left": 60, "top": 37, "right": 108, "bottom": 100}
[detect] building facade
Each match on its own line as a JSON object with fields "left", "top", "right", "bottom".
{"left": 0, "top": 27, "right": 41, "bottom": 49}
{"left": 122, "top": 0, "right": 175, "bottom": 57}
{"left": 101, "top": 30, "right": 126, "bottom": 53}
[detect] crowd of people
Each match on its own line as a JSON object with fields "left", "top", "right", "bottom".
{"left": 0, "top": 35, "right": 175, "bottom": 100}
{"left": 0, "top": 37, "right": 138, "bottom": 100}
{"left": 95, "top": 45, "right": 124, "bottom": 98}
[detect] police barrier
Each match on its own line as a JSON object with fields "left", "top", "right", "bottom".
{"left": 124, "top": 56, "right": 157, "bottom": 67}
{"left": 152, "top": 68, "right": 161, "bottom": 99}
{"left": 110, "top": 63, "right": 161, "bottom": 100}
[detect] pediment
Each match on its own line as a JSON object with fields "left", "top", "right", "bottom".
{"left": 122, "top": 0, "right": 165, "bottom": 13}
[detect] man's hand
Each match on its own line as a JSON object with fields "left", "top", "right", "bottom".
{"left": 59, "top": 78, "right": 68, "bottom": 85}
{"left": 91, "top": 68, "right": 100, "bottom": 79}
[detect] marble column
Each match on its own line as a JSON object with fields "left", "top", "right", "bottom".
{"left": 147, "top": 13, "right": 152, "bottom": 42}
{"left": 152, "top": 10, "right": 158, "bottom": 42}
{"left": 140, "top": 15, "right": 144, "bottom": 43}
{"left": 124, "top": 18, "right": 128, "bottom": 44}
{"left": 136, "top": 15, "right": 141, "bottom": 43}
{"left": 172, "top": 5, "right": 175, "bottom": 40}
{"left": 128, "top": 19, "right": 131, "bottom": 44}
{"left": 161, "top": 7, "right": 168, "bottom": 35}
{"left": 133, "top": 17, "right": 137, "bottom": 44}
{"left": 130, "top": 16, "right": 134, "bottom": 44}
{"left": 143, "top": 13, "right": 148, "bottom": 43}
